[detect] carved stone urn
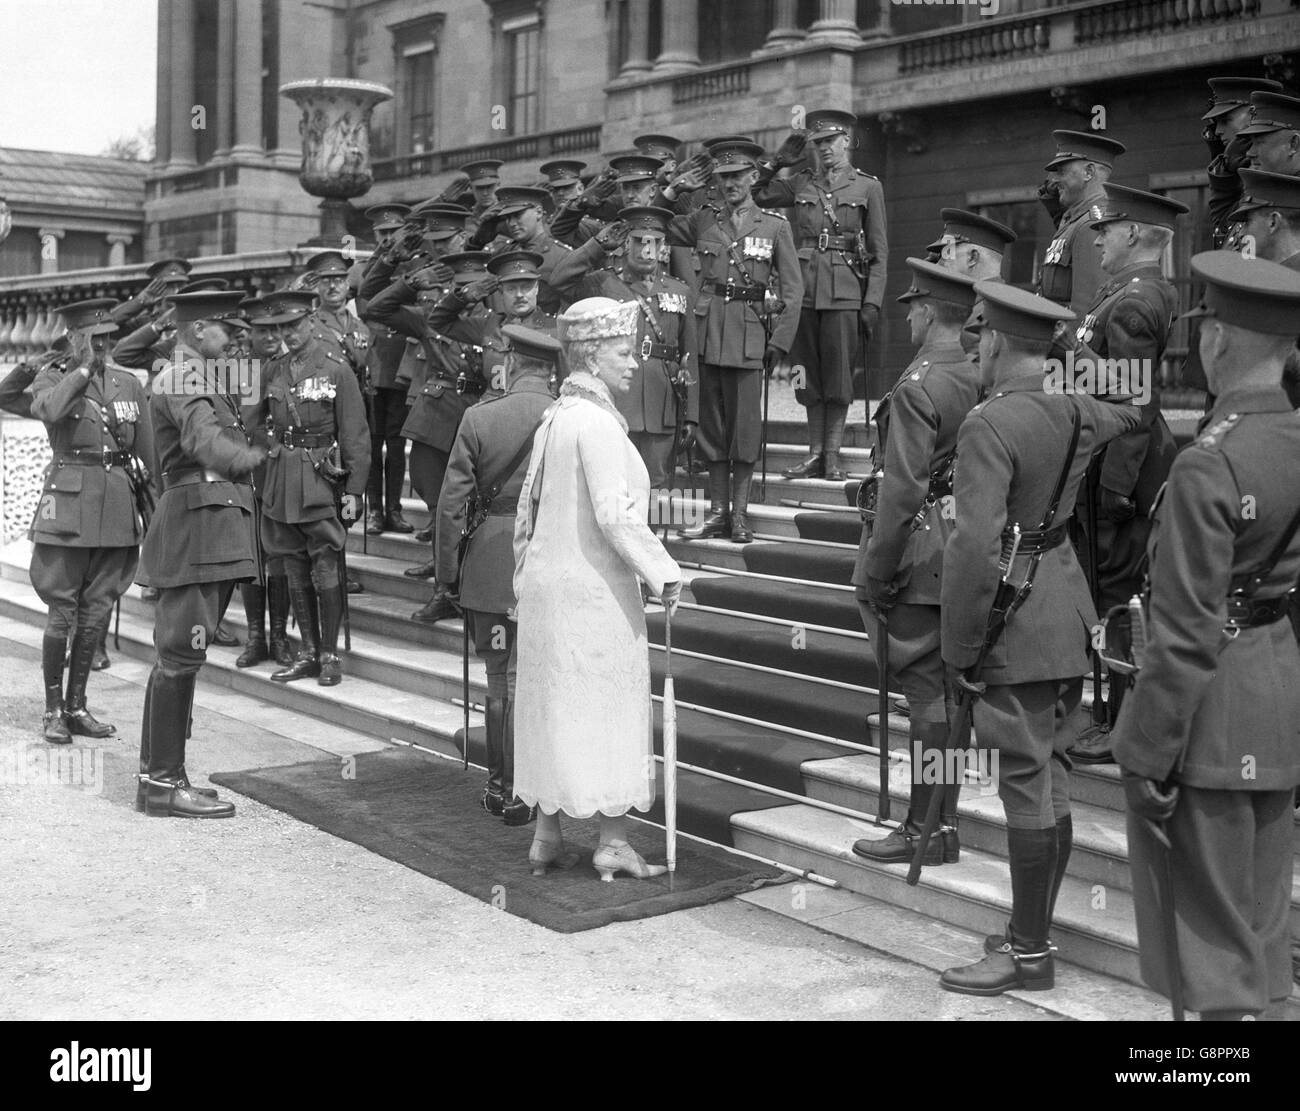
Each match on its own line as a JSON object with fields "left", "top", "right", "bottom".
{"left": 279, "top": 78, "right": 393, "bottom": 244}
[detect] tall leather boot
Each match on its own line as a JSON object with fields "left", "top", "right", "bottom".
{"left": 92, "top": 627, "right": 111, "bottom": 670}
{"left": 852, "top": 720, "right": 958, "bottom": 865}
{"left": 823, "top": 402, "right": 849, "bottom": 481}
{"left": 678, "top": 462, "right": 730, "bottom": 540}
{"left": 144, "top": 669, "right": 234, "bottom": 818}
{"left": 65, "top": 624, "right": 115, "bottom": 737}
{"left": 985, "top": 813, "right": 1072, "bottom": 954}
{"left": 942, "top": 825, "right": 1056, "bottom": 994}
{"left": 730, "top": 464, "right": 755, "bottom": 544}
{"left": 41, "top": 633, "right": 71, "bottom": 744}
{"left": 271, "top": 573, "right": 320, "bottom": 683}
{"left": 783, "top": 404, "right": 825, "bottom": 479}
{"left": 480, "top": 696, "right": 506, "bottom": 816}
{"left": 235, "top": 583, "right": 268, "bottom": 668}
{"left": 501, "top": 697, "right": 535, "bottom": 826}
{"left": 385, "top": 442, "right": 413, "bottom": 532}
{"left": 315, "top": 573, "right": 345, "bottom": 687}
{"left": 266, "top": 575, "right": 295, "bottom": 667}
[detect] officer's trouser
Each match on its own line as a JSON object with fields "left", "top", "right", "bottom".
{"left": 791, "top": 308, "right": 858, "bottom": 408}
{"left": 408, "top": 443, "right": 450, "bottom": 518}
{"left": 153, "top": 581, "right": 227, "bottom": 674}
{"left": 698, "top": 364, "right": 762, "bottom": 464}
{"left": 629, "top": 431, "right": 675, "bottom": 491}
{"left": 261, "top": 515, "right": 345, "bottom": 579}
{"left": 856, "top": 599, "right": 948, "bottom": 725}
{"left": 367, "top": 387, "right": 410, "bottom": 516}
{"left": 467, "top": 610, "right": 517, "bottom": 701}
{"left": 30, "top": 544, "right": 137, "bottom": 637}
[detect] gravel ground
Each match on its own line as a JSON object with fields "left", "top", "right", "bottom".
{"left": 0, "top": 639, "right": 1057, "bottom": 1022}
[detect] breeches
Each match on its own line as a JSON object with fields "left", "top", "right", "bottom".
{"left": 30, "top": 544, "right": 137, "bottom": 636}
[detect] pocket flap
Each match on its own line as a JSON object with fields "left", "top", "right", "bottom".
{"left": 185, "top": 482, "right": 240, "bottom": 509}
{"left": 46, "top": 467, "right": 84, "bottom": 493}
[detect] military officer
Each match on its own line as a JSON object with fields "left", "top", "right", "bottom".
{"left": 849, "top": 259, "right": 981, "bottom": 867}
{"left": 306, "top": 250, "right": 369, "bottom": 390}
{"left": 468, "top": 186, "right": 572, "bottom": 314}
{"left": 927, "top": 208, "right": 1017, "bottom": 281}
{"left": 938, "top": 282, "right": 1142, "bottom": 995}
{"left": 1230, "top": 168, "right": 1300, "bottom": 269}
{"left": 28, "top": 299, "right": 153, "bottom": 743}
{"left": 459, "top": 159, "right": 504, "bottom": 236}
{"left": 435, "top": 324, "right": 561, "bottom": 824}
{"left": 0, "top": 344, "right": 60, "bottom": 418}
{"left": 109, "top": 257, "right": 191, "bottom": 332}
{"left": 1241, "top": 90, "right": 1300, "bottom": 176}
{"left": 540, "top": 159, "right": 587, "bottom": 208}
{"left": 1112, "top": 253, "right": 1300, "bottom": 1021}
{"left": 251, "top": 290, "right": 371, "bottom": 686}
{"left": 1203, "top": 77, "right": 1284, "bottom": 247}
{"left": 1038, "top": 130, "right": 1127, "bottom": 321}
{"left": 1066, "top": 185, "right": 1187, "bottom": 766}
{"left": 753, "top": 109, "right": 887, "bottom": 481}
{"left": 667, "top": 139, "right": 804, "bottom": 544}
{"left": 136, "top": 291, "right": 264, "bottom": 818}
{"left": 550, "top": 205, "right": 699, "bottom": 489}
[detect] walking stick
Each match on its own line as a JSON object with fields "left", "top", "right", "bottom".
{"left": 875, "top": 610, "right": 891, "bottom": 824}
{"left": 1144, "top": 816, "right": 1186, "bottom": 1021}
{"left": 663, "top": 603, "right": 678, "bottom": 878}
{"left": 1083, "top": 461, "right": 1105, "bottom": 727}
{"left": 759, "top": 362, "right": 771, "bottom": 503}
{"left": 362, "top": 490, "right": 369, "bottom": 555}
{"left": 462, "top": 615, "right": 470, "bottom": 771}
{"left": 113, "top": 597, "right": 121, "bottom": 652}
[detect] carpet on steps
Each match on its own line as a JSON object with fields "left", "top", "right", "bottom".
{"left": 689, "top": 576, "right": 865, "bottom": 632}
{"left": 743, "top": 542, "right": 856, "bottom": 585}
{"left": 794, "top": 512, "right": 864, "bottom": 545}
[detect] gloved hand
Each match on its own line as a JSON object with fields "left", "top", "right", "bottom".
{"left": 1223, "top": 132, "right": 1252, "bottom": 174}
{"left": 678, "top": 421, "right": 697, "bottom": 457}
{"left": 339, "top": 494, "right": 361, "bottom": 527}
{"left": 468, "top": 207, "right": 504, "bottom": 248}
{"left": 462, "top": 276, "right": 501, "bottom": 305}
{"left": 864, "top": 574, "right": 898, "bottom": 612}
{"left": 1099, "top": 486, "right": 1136, "bottom": 523}
{"left": 140, "top": 274, "right": 171, "bottom": 307}
{"left": 409, "top": 262, "right": 455, "bottom": 291}
{"left": 659, "top": 580, "right": 682, "bottom": 618}
{"left": 1201, "top": 121, "right": 1226, "bottom": 162}
{"left": 594, "top": 220, "right": 629, "bottom": 252}
{"left": 1037, "top": 178, "right": 1065, "bottom": 224}
{"left": 859, "top": 303, "right": 880, "bottom": 340}
{"left": 1122, "top": 769, "right": 1180, "bottom": 825}
{"left": 388, "top": 223, "right": 427, "bottom": 263}
{"left": 435, "top": 173, "right": 474, "bottom": 207}
{"left": 762, "top": 344, "right": 784, "bottom": 374}
{"left": 773, "top": 131, "right": 808, "bottom": 169}
{"left": 577, "top": 169, "right": 619, "bottom": 211}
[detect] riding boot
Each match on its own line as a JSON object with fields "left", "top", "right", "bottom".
{"left": 501, "top": 697, "right": 535, "bottom": 826}
{"left": 92, "top": 627, "right": 111, "bottom": 670}
{"left": 985, "top": 814, "right": 1072, "bottom": 954}
{"left": 271, "top": 573, "right": 320, "bottom": 682}
{"left": 315, "top": 577, "right": 345, "bottom": 687}
{"left": 783, "top": 405, "right": 825, "bottom": 479}
{"left": 730, "top": 464, "right": 755, "bottom": 544}
{"left": 480, "top": 696, "right": 506, "bottom": 816}
{"left": 852, "top": 721, "right": 958, "bottom": 865}
{"left": 65, "top": 624, "right": 115, "bottom": 737}
{"left": 385, "top": 446, "right": 412, "bottom": 532}
{"left": 823, "top": 403, "right": 848, "bottom": 481}
{"left": 411, "top": 582, "right": 461, "bottom": 623}
{"left": 235, "top": 583, "right": 268, "bottom": 668}
{"left": 266, "top": 575, "right": 295, "bottom": 667}
{"left": 678, "top": 462, "right": 730, "bottom": 539}
{"left": 41, "top": 633, "right": 71, "bottom": 744}
{"left": 944, "top": 826, "right": 1056, "bottom": 994}
{"left": 144, "top": 670, "right": 234, "bottom": 818}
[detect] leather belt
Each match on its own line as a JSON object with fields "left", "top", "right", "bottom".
{"left": 807, "top": 233, "right": 853, "bottom": 251}
{"left": 487, "top": 497, "right": 519, "bottom": 517}
{"left": 1224, "top": 594, "right": 1290, "bottom": 629}
{"left": 456, "top": 373, "right": 487, "bottom": 396}
{"left": 162, "top": 468, "right": 212, "bottom": 491}
{"left": 1005, "top": 522, "right": 1068, "bottom": 554}
{"left": 705, "top": 280, "right": 766, "bottom": 303}
{"left": 55, "top": 449, "right": 130, "bottom": 468}
{"left": 639, "top": 336, "right": 680, "bottom": 362}
{"left": 278, "top": 428, "right": 334, "bottom": 449}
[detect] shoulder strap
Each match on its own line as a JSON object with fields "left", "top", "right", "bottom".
{"left": 478, "top": 423, "right": 539, "bottom": 506}
{"left": 1231, "top": 501, "right": 1300, "bottom": 598}
{"left": 1039, "top": 401, "right": 1082, "bottom": 531}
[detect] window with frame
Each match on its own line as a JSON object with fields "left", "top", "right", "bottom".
{"left": 391, "top": 17, "right": 443, "bottom": 159}
{"left": 504, "top": 14, "right": 541, "bottom": 135}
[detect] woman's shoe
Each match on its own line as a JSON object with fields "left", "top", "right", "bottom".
{"left": 592, "top": 840, "right": 667, "bottom": 882}
{"left": 528, "top": 837, "right": 580, "bottom": 877}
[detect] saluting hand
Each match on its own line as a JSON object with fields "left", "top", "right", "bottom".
{"left": 595, "top": 220, "right": 629, "bottom": 252}
{"left": 409, "top": 262, "right": 455, "bottom": 291}
{"left": 462, "top": 276, "right": 500, "bottom": 304}
{"left": 772, "top": 131, "right": 808, "bottom": 169}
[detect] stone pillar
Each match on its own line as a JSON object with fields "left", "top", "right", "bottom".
{"left": 107, "top": 234, "right": 134, "bottom": 269}
{"left": 168, "top": 0, "right": 198, "bottom": 169}
{"left": 860, "top": 0, "right": 892, "bottom": 38}
{"left": 37, "top": 228, "right": 64, "bottom": 275}
{"left": 232, "top": 0, "right": 265, "bottom": 155}
{"left": 653, "top": 0, "right": 700, "bottom": 73}
{"left": 619, "top": 0, "right": 653, "bottom": 76}
{"left": 762, "top": 0, "right": 805, "bottom": 51}
{"left": 155, "top": 0, "right": 173, "bottom": 165}
{"left": 214, "top": 0, "right": 236, "bottom": 158}
{"left": 808, "top": 0, "right": 861, "bottom": 47}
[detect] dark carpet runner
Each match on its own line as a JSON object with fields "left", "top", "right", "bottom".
{"left": 793, "top": 511, "right": 863, "bottom": 545}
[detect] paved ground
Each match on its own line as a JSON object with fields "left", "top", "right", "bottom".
{"left": 0, "top": 637, "right": 1061, "bottom": 1022}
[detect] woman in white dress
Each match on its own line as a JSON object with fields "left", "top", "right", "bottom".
{"left": 513, "top": 298, "right": 682, "bottom": 880}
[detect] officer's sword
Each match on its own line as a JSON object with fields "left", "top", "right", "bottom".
{"left": 874, "top": 610, "right": 891, "bottom": 824}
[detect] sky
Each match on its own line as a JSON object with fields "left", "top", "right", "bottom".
{"left": 0, "top": 0, "right": 158, "bottom": 156}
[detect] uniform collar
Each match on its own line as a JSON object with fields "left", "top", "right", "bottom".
{"left": 816, "top": 164, "right": 854, "bottom": 190}
{"left": 508, "top": 375, "right": 553, "bottom": 397}
{"left": 1096, "top": 260, "right": 1164, "bottom": 298}
{"left": 1208, "top": 384, "right": 1297, "bottom": 416}
{"left": 914, "top": 337, "right": 968, "bottom": 365}
{"left": 989, "top": 370, "right": 1048, "bottom": 395}
{"left": 1062, "top": 187, "right": 1108, "bottom": 225}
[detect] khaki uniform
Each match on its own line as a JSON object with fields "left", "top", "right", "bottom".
{"left": 1038, "top": 192, "right": 1107, "bottom": 321}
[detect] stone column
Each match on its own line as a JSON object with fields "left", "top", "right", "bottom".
{"left": 168, "top": 0, "right": 198, "bottom": 169}
{"left": 619, "top": 0, "right": 653, "bottom": 76}
{"left": 37, "top": 228, "right": 64, "bottom": 276}
{"left": 232, "top": 0, "right": 265, "bottom": 154}
{"left": 107, "top": 234, "right": 134, "bottom": 269}
{"left": 214, "top": 0, "right": 236, "bottom": 158}
{"left": 653, "top": 0, "right": 700, "bottom": 73}
{"left": 155, "top": 0, "right": 173, "bottom": 165}
{"left": 860, "top": 0, "right": 892, "bottom": 38}
{"left": 762, "top": 0, "right": 805, "bottom": 51}
{"left": 808, "top": 0, "right": 861, "bottom": 47}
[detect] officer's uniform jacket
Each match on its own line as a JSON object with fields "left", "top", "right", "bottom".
{"left": 550, "top": 197, "right": 699, "bottom": 293}
{"left": 852, "top": 339, "right": 978, "bottom": 605}
{"left": 755, "top": 164, "right": 888, "bottom": 311}
{"left": 435, "top": 375, "right": 555, "bottom": 612}
{"left": 138, "top": 351, "right": 262, "bottom": 588}
{"left": 357, "top": 253, "right": 413, "bottom": 391}
{"left": 1207, "top": 153, "right": 1244, "bottom": 248}
{"left": 667, "top": 201, "right": 803, "bottom": 369}
{"left": 1074, "top": 261, "right": 1178, "bottom": 511}
{"left": 111, "top": 320, "right": 174, "bottom": 375}
{"left": 1038, "top": 190, "right": 1107, "bottom": 319}
{"left": 0, "top": 360, "right": 37, "bottom": 418}
{"left": 28, "top": 360, "right": 154, "bottom": 549}
{"left": 253, "top": 337, "right": 371, "bottom": 524}
{"left": 499, "top": 229, "right": 573, "bottom": 315}
{"left": 941, "top": 376, "right": 1142, "bottom": 682}
{"left": 312, "top": 305, "right": 369, "bottom": 389}
{"left": 550, "top": 238, "right": 699, "bottom": 434}
{"left": 1111, "top": 386, "right": 1300, "bottom": 789}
